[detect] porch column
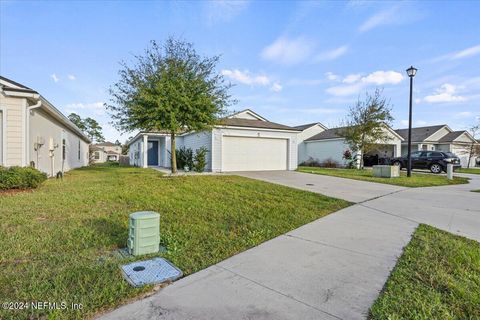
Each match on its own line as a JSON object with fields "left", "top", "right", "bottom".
{"left": 143, "top": 134, "right": 148, "bottom": 168}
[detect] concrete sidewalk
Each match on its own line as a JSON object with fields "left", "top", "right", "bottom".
{"left": 99, "top": 172, "right": 480, "bottom": 320}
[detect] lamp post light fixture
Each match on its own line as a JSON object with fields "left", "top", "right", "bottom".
{"left": 406, "top": 66, "right": 417, "bottom": 177}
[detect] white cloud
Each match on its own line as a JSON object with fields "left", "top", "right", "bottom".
{"left": 362, "top": 70, "right": 404, "bottom": 85}
{"left": 68, "top": 75, "right": 76, "bottom": 80}
{"left": 51, "top": 74, "right": 59, "bottom": 83}
{"left": 270, "top": 83, "right": 282, "bottom": 92}
{"left": 452, "top": 45, "right": 480, "bottom": 59}
{"left": 315, "top": 45, "right": 348, "bottom": 61}
{"left": 433, "top": 44, "right": 480, "bottom": 62}
{"left": 342, "top": 74, "right": 362, "bottom": 84}
{"left": 423, "top": 83, "right": 467, "bottom": 103}
{"left": 326, "top": 70, "right": 404, "bottom": 96}
{"left": 325, "top": 72, "right": 340, "bottom": 81}
{"left": 205, "top": 0, "right": 249, "bottom": 24}
{"left": 326, "top": 83, "right": 364, "bottom": 97}
{"left": 261, "top": 36, "right": 313, "bottom": 65}
{"left": 358, "top": 7, "right": 399, "bottom": 32}
{"left": 221, "top": 69, "right": 270, "bottom": 86}
{"left": 455, "top": 111, "right": 472, "bottom": 118}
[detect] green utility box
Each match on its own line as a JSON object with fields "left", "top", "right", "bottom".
{"left": 127, "top": 211, "right": 160, "bottom": 256}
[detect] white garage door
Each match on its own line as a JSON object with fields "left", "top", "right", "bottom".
{"left": 222, "top": 136, "right": 288, "bottom": 171}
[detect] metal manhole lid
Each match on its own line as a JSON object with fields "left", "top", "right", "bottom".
{"left": 121, "top": 258, "right": 183, "bottom": 287}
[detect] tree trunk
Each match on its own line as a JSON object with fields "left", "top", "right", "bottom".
{"left": 359, "top": 148, "right": 364, "bottom": 170}
{"left": 170, "top": 132, "right": 177, "bottom": 174}
{"left": 467, "top": 143, "right": 474, "bottom": 169}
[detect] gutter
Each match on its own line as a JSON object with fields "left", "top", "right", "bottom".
{"left": 25, "top": 99, "right": 42, "bottom": 166}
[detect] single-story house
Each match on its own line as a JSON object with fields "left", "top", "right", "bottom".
{"left": 298, "top": 125, "right": 404, "bottom": 167}
{"left": 395, "top": 124, "right": 478, "bottom": 167}
{"left": 0, "top": 76, "right": 90, "bottom": 176}
{"left": 91, "top": 142, "right": 122, "bottom": 163}
{"left": 127, "top": 109, "right": 300, "bottom": 172}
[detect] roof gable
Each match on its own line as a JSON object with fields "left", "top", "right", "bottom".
{"left": 307, "top": 124, "right": 403, "bottom": 141}
{"left": 438, "top": 130, "right": 477, "bottom": 143}
{"left": 218, "top": 117, "right": 300, "bottom": 131}
{"left": 294, "top": 122, "right": 328, "bottom": 131}
{"left": 395, "top": 125, "right": 450, "bottom": 142}
{"left": 228, "top": 109, "right": 268, "bottom": 121}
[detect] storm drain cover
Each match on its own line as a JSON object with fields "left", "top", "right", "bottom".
{"left": 121, "top": 258, "right": 183, "bottom": 287}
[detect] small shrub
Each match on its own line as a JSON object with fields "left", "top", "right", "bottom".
{"left": 175, "top": 147, "right": 194, "bottom": 169}
{"left": 342, "top": 149, "right": 356, "bottom": 169}
{"left": 299, "top": 157, "right": 322, "bottom": 167}
{"left": 0, "top": 166, "right": 47, "bottom": 190}
{"left": 320, "top": 158, "right": 339, "bottom": 168}
{"left": 193, "top": 147, "right": 208, "bottom": 172}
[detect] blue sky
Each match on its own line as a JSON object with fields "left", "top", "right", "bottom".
{"left": 1, "top": 0, "right": 479, "bottom": 142}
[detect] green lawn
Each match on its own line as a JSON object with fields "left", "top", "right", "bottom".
{"left": 457, "top": 168, "right": 480, "bottom": 174}
{"left": 298, "top": 166, "right": 469, "bottom": 187}
{"left": 0, "top": 164, "right": 349, "bottom": 320}
{"left": 370, "top": 224, "right": 480, "bottom": 320}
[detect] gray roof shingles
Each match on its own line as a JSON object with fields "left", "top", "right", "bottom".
{"left": 305, "top": 127, "right": 348, "bottom": 141}
{"left": 219, "top": 118, "right": 300, "bottom": 131}
{"left": 394, "top": 125, "right": 447, "bottom": 142}
{"left": 438, "top": 131, "right": 466, "bottom": 142}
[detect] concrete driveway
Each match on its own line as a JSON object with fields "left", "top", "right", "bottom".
{"left": 99, "top": 172, "right": 480, "bottom": 320}
{"left": 235, "top": 170, "right": 406, "bottom": 203}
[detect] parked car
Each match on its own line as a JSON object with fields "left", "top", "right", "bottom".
{"left": 391, "top": 151, "right": 461, "bottom": 174}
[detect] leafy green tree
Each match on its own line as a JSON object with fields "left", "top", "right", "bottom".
{"left": 337, "top": 89, "right": 394, "bottom": 169}
{"left": 68, "top": 113, "right": 86, "bottom": 131}
{"left": 67, "top": 113, "right": 105, "bottom": 143}
{"left": 106, "top": 37, "right": 234, "bottom": 173}
{"left": 84, "top": 117, "right": 105, "bottom": 143}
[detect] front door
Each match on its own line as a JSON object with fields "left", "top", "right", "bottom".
{"left": 147, "top": 141, "right": 159, "bottom": 166}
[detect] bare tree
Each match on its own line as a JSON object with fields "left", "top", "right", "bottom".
{"left": 467, "top": 118, "right": 480, "bottom": 168}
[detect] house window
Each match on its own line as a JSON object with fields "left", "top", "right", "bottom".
{"left": 78, "top": 140, "right": 81, "bottom": 160}
{"left": 62, "top": 139, "right": 66, "bottom": 160}
{"left": 421, "top": 144, "right": 428, "bottom": 150}
{"left": 94, "top": 151, "right": 100, "bottom": 160}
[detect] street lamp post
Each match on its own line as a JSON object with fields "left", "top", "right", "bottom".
{"left": 406, "top": 66, "right": 417, "bottom": 177}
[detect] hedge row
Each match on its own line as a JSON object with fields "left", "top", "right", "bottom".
{"left": 0, "top": 166, "right": 47, "bottom": 190}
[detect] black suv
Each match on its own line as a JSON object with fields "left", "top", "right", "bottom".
{"left": 391, "top": 151, "right": 461, "bottom": 174}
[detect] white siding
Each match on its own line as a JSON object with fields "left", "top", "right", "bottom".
{"left": 297, "top": 124, "right": 326, "bottom": 163}
{"left": 427, "top": 127, "right": 451, "bottom": 141}
{"left": 230, "top": 111, "right": 261, "bottom": 120}
{"left": 212, "top": 127, "right": 298, "bottom": 172}
{"left": 129, "top": 136, "right": 143, "bottom": 167}
{"left": 29, "top": 108, "right": 89, "bottom": 175}
{"left": 0, "top": 96, "right": 24, "bottom": 166}
{"left": 303, "top": 139, "right": 351, "bottom": 166}
{"left": 451, "top": 144, "right": 475, "bottom": 167}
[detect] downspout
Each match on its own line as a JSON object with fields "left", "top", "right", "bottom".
{"left": 26, "top": 99, "right": 42, "bottom": 167}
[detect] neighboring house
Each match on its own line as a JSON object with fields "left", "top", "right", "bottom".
{"left": 299, "top": 125, "right": 404, "bottom": 167}
{"left": 294, "top": 122, "right": 328, "bottom": 164}
{"left": 127, "top": 109, "right": 300, "bottom": 172}
{"left": 0, "top": 76, "right": 90, "bottom": 176}
{"left": 395, "top": 125, "right": 478, "bottom": 167}
{"left": 91, "top": 142, "right": 122, "bottom": 163}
